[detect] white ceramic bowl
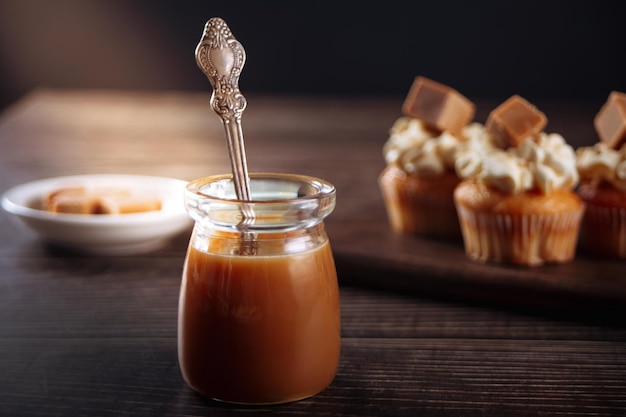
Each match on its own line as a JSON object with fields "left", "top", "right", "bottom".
{"left": 1, "top": 174, "right": 193, "bottom": 255}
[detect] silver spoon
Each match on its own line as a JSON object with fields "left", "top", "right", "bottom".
{"left": 195, "top": 18, "right": 256, "bottom": 255}
{"left": 195, "top": 17, "right": 251, "bottom": 202}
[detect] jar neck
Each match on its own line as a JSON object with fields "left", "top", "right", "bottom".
{"left": 184, "top": 173, "right": 336, "bottom": 234}
{"left": 190, "top": 222, "right": 329, "bottom": 256}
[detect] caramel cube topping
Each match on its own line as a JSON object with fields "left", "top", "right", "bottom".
{"left": 594, "top": 91, "right": 626, "bottom": 149}
{"left": 401, "top": 76, "right": 475, "bottom": 137}
{"left": 485, "top": 95, "right": 547, "bottom": 148}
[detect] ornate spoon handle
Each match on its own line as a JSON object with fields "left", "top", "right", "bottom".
{"left": 195, "top": 17, "right": 251, "bottom": 202}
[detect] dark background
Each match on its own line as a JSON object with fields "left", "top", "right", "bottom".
{"left": 1, "top": 0, "right": 625, "bottom": 110}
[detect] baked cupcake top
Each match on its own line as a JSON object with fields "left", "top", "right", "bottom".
{"left": 455, "top": 96, "right": 579, "bottom": 195}
{"left": 383, "top": 117, "right": 485, "bottom": 177}
{"left": 383, "top": 76, "right": 477, "bottom": 178}
{"left": 577, "top": 142, "right": 626, "bottom": 191}
{"left": 576, "top": 91, "right": 626, "bottom": 191}
{"left": 456, "top": 133, "right": 579, "bottom": 194}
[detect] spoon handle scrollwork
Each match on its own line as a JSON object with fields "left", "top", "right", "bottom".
{"left": 195, "top": 17, "right": 251, "bottom": 202}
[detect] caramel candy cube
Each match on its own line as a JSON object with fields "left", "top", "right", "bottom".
{"left": 401, "top": 76, "right": 475, "bottom": 136}
{"left": 44, "top": 187, "right": 98, "bottom": 214}
{"left": 43, "top": 186, "right": 161, "bottom": 214}
{"left": 98, "top": 196, "right": 162, "bottom": 214}
{"left": 485, "top": 95, "right": 547, "bottom": 148}
{"left": 594, "top": 91, "right": 626, "bottom": 149}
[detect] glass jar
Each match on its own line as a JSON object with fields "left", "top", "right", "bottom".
{"left": 178, "top": 172, "right": 340, "bottom": 405}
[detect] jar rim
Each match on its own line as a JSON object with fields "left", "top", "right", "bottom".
{"left": 186, "top": 172, "right": 336, "bottom": 204}
{"left": 184, "top": 172, "right": 336, "bottom": 231}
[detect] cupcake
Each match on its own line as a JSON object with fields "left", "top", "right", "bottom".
{"left": 453, "top": 95, "right": 584, "bottom": 266}
{"left": 576, "top": 91, "right": 626, "bottom": 259}
{"left": 378, "top": 76, "right": 477, "bottom": 239}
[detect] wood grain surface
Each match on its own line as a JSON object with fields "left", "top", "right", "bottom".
{"left": 1, "top": 90, "right": 625, "bottom": 416}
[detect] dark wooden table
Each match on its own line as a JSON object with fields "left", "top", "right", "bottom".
{"left": 1, "top": 89, "right": 625, "bottom": 417}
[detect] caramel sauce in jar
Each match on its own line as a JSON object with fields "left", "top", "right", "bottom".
{"left": 178, "top": 173, "right": 340, "bottom": 404}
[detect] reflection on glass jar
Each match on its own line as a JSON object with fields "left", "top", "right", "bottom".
{"left": 178, "top": 172, "right": 340, "bottom": 405}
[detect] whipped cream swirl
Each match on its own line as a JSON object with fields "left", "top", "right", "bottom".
{"left": 383, "top": 117, "right": 484, "bottom": 177}
{"left": 455, "top": 133, "right": 579, "bottom": 194}
{"left": 576, "top": 142, "right": 626, "bottom": 191}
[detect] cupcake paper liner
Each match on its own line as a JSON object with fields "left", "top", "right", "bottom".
{"left": 456, "top": 205, "right": 584, "bottom": 266}
{"left": 580, "top": 203, "right": 626, "bottom": 259}
{"left": 379, "top": 172, "right": 460, "bottom": 239}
